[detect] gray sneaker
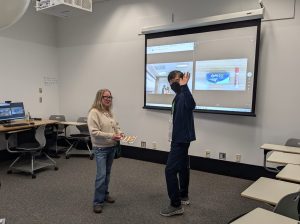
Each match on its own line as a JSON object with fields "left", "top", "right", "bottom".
{"left": 160, "top": 205, "right": 184, "bottom": 217}
{"left": 181, "top": 197, "right": 190, "bottom": 205}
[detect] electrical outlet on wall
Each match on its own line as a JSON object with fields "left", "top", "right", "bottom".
{"left": 205, "top": 150, "right": 211, "bottom": 158}
{"left": 152, "top": 141, "right": 157, "bottom": 149}
{"left": 219, "top": 152, "right": 226, "bottom": 160}
{"left": 141, "top": 141, "right": 146, "bottom": 148}
{"left": 236, "top": 154, "right": 241, "bottom": 163}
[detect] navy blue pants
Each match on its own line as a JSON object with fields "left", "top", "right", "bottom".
{"left": 165, "top": 142, "right": 190, "bottom": 207}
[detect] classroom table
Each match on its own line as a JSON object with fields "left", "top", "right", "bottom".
{"left": 267, "top": 151, "right": 300, "bottom": 165}
{"left": 261, "top": 144, "right": 300, "bottom": 154}
{"left": 241, "top": 177, "right": 300, "bottom": 205}
{"left": 276, "top": 164, "right": 300, "bottom": 183}
{"left": 59, "top": 121, "right": 86, "bottom": 127}
{"left": 0, "top": 119, "right": 58, "bottom": 133}
{"left": 261, "top": 144, "right": 300, "bottom": 172}
{"left": 230, "top": 207, "right": 299, "bottom": 224}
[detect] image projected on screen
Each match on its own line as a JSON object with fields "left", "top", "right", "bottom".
{"left": 146, "top": 62, "right": 193, "bottom": 107}
{"left": 144, "top": 19, "right": 260, "bottom": 116}
{"left": 195, "top": 59, "right": 248, "bottom": 91}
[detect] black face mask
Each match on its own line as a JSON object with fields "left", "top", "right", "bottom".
{"left": 171, "top": 82, "right": 181, "bottom": 94}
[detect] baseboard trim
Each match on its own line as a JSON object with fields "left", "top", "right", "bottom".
{"left": 1, "top": 144, "right": 275, "bottom": 180}
{"left": 121, "top": 145, "right": 275, "bottom": 181}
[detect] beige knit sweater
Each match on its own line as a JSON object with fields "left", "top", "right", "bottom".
{"left": 87, "top": 108, "right": 122, "bottom": 148}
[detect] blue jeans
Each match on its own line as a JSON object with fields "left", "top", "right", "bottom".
{"left": 165, "top": 142, "right": 190, "bottom": 207}
{"left": 93, "top": 146, "right": 116, "bottom": 206}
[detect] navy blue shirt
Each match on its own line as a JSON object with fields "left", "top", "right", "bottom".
{"left": 171, "top": 84, "right": 196, "bottom": 143}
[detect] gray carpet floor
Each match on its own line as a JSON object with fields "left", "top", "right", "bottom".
{"left": 0, "top": 156, "right": 270, "bottom": 224}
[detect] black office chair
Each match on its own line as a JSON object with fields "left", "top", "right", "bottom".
{"left": 6, "top": 125, "right": 58, "bottom": 178}
{"left": 49, "top": 115, "right": 71, "bottom": 154}
{"left": 65, "top": 117, "right": 94, "bottom": 160}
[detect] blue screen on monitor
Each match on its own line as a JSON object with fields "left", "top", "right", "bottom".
{"left": 10, "top": 102, "right": 25, "bottom": 119}
{"left": 0, "top": 102, "right": 25, "bottom": 122}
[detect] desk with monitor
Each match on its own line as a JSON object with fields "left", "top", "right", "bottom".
{"left": 0, "top": 102, "right": 55, "bottom": 133}
{"left": 0, "top": 119, "right": 58, "bottom": 133}
{"left": 0, "top": 119, "right": 59, "bottom": 178}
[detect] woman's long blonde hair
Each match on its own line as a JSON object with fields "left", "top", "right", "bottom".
{"left": 90, "top": 89, "right": 113, "bottom": 116}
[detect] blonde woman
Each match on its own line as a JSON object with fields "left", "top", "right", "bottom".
{"left": 87, "top": 89, "right": 124, "bottom": 213}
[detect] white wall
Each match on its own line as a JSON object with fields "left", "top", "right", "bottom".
{"left": 0, "top": 5, "right": 60, "bottom": 118}
{"left": 0, "top": 5, "right": 59, "bottom": 149}
{"left": 56, "top": 0, "right": 300, "bottom": 166}
{"left": 1, "top": 0, "right": 300, "bottom": 166}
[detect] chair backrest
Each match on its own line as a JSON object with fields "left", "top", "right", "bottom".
{"left": 76, "top": 117, "right": 89, "bottom": 135}
{"left": 273, "top": 191, "right": 300, "bottom": 220}
{"left": 35, "top": 125, "right": 47, "bottom": 148}
{"left": 285, "top": 138, "right": 300, "bottom": 148}
{"left": 49, "top": 115, "right": 66, "bottom": 132}
{"left": 49, "top": 115, "right": 66, "bottom": 122}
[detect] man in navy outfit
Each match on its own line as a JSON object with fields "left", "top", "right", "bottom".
{"left": 160, "top": 70, "right": 196, "bottom": 217}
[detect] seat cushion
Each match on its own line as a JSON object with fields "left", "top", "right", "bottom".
{"left": 17, "top": 142, "right": 40, "bottom": 149}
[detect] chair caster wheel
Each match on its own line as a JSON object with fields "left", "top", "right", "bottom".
{"left": 65, "top": 155, "right": 70, "bottom": 159}
{"left": 54, "top": 167, "right": 59, "bottom": 171}
{"left": 90, "top": 154, "right": 94, "bottom": 160}
{"left": 7, "top": 170, "right": 12, "bottom": 174}
{"left": 32, "top": 174, "right": 36, "bottom": 179}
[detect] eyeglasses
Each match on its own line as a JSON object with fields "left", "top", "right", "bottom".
{"left": 102, "top": 96, "right": 113, "bottom": 100}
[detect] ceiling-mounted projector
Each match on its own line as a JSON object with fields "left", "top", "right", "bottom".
{"left": 36, "top": 0, "right": 92, "bottom": 17}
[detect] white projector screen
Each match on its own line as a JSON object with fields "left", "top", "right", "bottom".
{"left": 144, "top": 19, "right": 261, "bottom": 116}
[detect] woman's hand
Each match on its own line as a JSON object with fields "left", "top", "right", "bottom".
{"left": 112, "top": 134, "right": 122, "bottom": 141}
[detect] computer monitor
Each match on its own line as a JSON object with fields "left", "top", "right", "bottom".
{"left": 10, "top": 102, "right": 25, "bottom": 120}
{"left": 0, "top": 102, "right": 25, "bottom": 123}
{"left": 0, "top": 103, "right": 12, "bottom": 122}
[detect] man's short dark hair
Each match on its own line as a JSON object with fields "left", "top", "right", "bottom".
{"left": 168, "top": 70, "right": 183, "bottom": 82}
